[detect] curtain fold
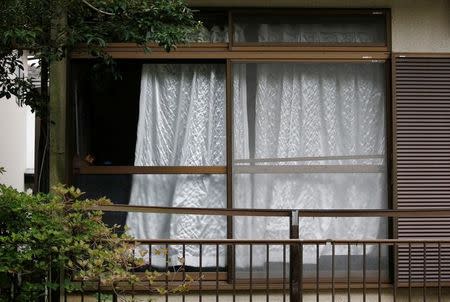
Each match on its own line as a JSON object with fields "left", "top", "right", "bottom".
{"left": 126, "top": 64, "right": 226, "bottom": 267}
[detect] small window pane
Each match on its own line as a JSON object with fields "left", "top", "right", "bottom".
{"left": 233, "top": 62, "right": 386, "bottom": 162}
{"left": 74, "top": 173, "right": 227, "bottom": 268}
{"left": 74, "top": 174, "right": 226, "bottom": 232}
{"left": 233, "top": 13, "right": 386, "bottom": 44}
{"left": 74, "top": 62, "right": 141, "bottom": 166}
{"left": 233, "top": 173, "right": 388, "bottom": 236}
{"left": 188, "top": 11, "right": 229, "bottom": 43}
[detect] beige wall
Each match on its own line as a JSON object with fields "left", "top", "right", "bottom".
{"left": 188, "top": 0, "right": 450, "bottom": 53}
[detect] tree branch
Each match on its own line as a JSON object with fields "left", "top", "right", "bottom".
{"left": 81, "top": 0, "right": 115, "bottom": 16}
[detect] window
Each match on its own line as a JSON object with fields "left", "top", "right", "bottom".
{"left": 232, "top": 12, "right": 386, "bottom": 44}
{"left": 233, "top": 62, "right": 387, "bottom": 238}
{"left": 73, "top": 61, "right": 228, "bottom": 267}
{"left": 70, "top": 8, "right": 391, "bottom": 281}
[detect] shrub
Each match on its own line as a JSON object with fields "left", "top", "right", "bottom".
{"left": 0, "top": 185, "right": 189, "bottom": 301}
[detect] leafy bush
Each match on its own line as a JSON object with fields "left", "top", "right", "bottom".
{"left": 0, "top": 185, "right": 189, "bottom": 301}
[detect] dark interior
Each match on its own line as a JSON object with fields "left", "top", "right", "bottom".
{"left": 71, "top": 61, "right": 142, "bottom": 228}
{"left": 72, "top": 60, "right": 141, "bottom": 166}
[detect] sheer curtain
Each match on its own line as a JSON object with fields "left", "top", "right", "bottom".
{"left": 233, "top": 62, "right": 387, "bottom": 266}
{"left": 126, "top": 64, "right": 226, "bottom": 266}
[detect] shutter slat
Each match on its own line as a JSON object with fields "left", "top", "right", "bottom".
{"left": 394, "top": 55, "right": 450, "bottom": 285}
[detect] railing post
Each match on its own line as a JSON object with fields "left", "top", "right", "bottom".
{"left": 290, "top": 210, "right": 301, "bottom": 302}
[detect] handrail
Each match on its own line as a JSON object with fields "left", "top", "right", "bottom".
{"left": 124, "top": 238, "right": 450, "bottom": 244}
{"left": 91, "top": 205, "right": 290, "bottom": 217}
{"left": 91, "top": 204, "right": 450, "bottom": 218}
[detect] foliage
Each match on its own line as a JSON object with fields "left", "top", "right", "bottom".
{"left": 0, "top": 185, "right": 191, "bottom": 301}
{"left": 0, "top": 0, "right": 200, "bottom": 117}
{"left": 0, "top": 52, "right": 46, "bottom": 116}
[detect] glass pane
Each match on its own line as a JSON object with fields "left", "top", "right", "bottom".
{"left": 232, "top": 62, "right": 388, "bottom": 271}
{"left": 73, "top": 62, "right": 226, "bottom": 166}
{"left": 233, "top": 62, "right": 386, "bottom": 163}
{"left": 73, "top": 62, "right": 141, "bottom": 166}
{"left": 233, "top": 173, "right": 388, "bottom": 237}
{"left": 233, "top": 13, "right": 386, "bottom": 44}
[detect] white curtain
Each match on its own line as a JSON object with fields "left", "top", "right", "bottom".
{"left": 233, "top": 62, "right": 388, "bottom": 266}
{"left": 126, "top": 64, "right": 227, "bottom": 267}
{"left": 127, "top": 62, "right": 388, "bottom": 268}
{"left": 126, "top": 54, "right": 387, "bottom": 270}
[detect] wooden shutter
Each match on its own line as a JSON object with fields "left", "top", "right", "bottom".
{"left": 394, "top": 54, "right": 450, "bottom": 285}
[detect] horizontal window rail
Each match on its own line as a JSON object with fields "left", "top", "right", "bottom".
{"left": 90, "top": 204, "right": 450, "bottom": 218}
{"left": 233, "top": 164, "right": 384, "bottom": 174}
{"left": 233, "top": 154, "right": 385, "bottom": 163}
{"left": 75, "top": 166, "right": 227, "bottom": 175}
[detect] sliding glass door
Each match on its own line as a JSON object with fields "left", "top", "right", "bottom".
{"left": 232, "top": 61, "right": 389, "bottom": 278}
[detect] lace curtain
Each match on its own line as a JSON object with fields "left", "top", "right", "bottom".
{"left": 233, "top": 62, "right": 388, "bottom": 267}
{"left": 126, "top": 64, "right": 227, "bottom": 266}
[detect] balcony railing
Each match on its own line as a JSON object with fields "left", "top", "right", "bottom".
{"left": 66, "top": 206, "right": 450, "bottom": 302}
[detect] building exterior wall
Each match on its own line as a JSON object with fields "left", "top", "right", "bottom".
{"left": 0, "top": 98, "right": 28, "bottom": 190}
{"left": 188, "top": 0, "right": 450, "bottom": 53}
{"left": 0, "top": 56, "right": 34, "bottom": 191}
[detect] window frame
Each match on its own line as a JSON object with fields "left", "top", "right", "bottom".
{"left": 68, "top": 7, "right": 393, "bottom": 286}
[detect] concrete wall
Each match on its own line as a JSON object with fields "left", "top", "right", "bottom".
{"left": 188, "top": 0, "right": 450, "bottom": 53}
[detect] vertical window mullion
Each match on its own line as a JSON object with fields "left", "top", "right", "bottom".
{"left": 226, "top": 59, "right": 235, "bottom": 283}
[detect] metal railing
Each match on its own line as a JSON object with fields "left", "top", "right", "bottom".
{"left": 66, "top": 206, "right": 450, "bottom": 302}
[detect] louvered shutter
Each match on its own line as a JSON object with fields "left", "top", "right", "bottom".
{"left": 394, "top": 54, "right": 450, "bottom": 285}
